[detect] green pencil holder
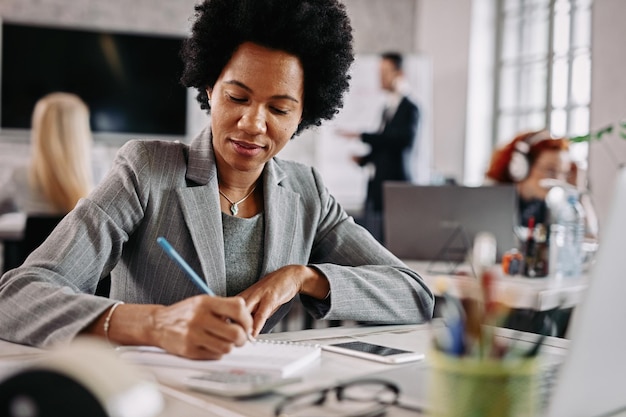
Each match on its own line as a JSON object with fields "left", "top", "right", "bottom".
{"left": 427, "top": 349, "right": 539, "bottom": 417}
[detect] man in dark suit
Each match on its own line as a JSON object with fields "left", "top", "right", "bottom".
{"left": 340, "top": 52, "right": 420, "bottom": 242}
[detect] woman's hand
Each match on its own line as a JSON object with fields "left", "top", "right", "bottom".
{"left": 149, "top": 295, "right": 253, "bottom": 359}
{"left": 238, "top": 265, "right": 329, "bottom": 336}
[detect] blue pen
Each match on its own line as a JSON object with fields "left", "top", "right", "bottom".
{"left": 441, "top": 296, "right": 465, "bottom": 356}
{"left": 157, "top": 237, "right": 215, "bottom": 296}
{"left": 157, "top": 236, "right": 255, "bottom": 343}
{"left": 434, "top": 278, "right": 465, "bottom": 356}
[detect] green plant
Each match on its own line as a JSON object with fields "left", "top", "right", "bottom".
{"left": 570, "top": 121, "right": 626, "bottom": 169}
{"left": 570, "top": 121, "right": 626, "bottom": 143}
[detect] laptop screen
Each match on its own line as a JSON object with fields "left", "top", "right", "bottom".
{"left": 383, "top": 183, "right": 517, "bottom": 262}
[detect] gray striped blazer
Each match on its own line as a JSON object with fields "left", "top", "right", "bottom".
{"left": 0, "top": 126, "right": 434, "bottom": 347}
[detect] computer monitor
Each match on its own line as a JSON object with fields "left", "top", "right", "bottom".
{"left": 383, "top": 183, "right": 518, "bottom": 262}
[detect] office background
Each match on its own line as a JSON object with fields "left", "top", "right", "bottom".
{"left": 0, "top": 0, "right": 624, "bottom": 227}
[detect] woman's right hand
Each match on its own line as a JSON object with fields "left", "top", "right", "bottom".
{"left": 85, "top": 295, "right": 254, "bottom": 359}
{"left": 149, "top": 295, "right": 253, "bottom": 359}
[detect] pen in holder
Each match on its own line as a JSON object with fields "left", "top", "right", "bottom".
{"left": 428, "top": 236, "right": 542, "bottom": 417}
{"left": 427, "top": 349, "right": 538, "bottom": 417}
{"left": 428, "top": 294, "right": 540, "bottom": 417}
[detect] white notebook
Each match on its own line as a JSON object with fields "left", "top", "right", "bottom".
{"left": 116, "top": 340, "right": 321, "bottom": 378}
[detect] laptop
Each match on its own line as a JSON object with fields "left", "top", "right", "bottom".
{"left": 383, "top": 183, "right": 517, "bottom": 262}
{"left": 373, "top": 167, "right": 626, "bottom": 416}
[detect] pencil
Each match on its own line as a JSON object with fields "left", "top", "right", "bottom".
{"left": 157, "top": 237, "right": 215, "bottom": 296}
{"left": 157, "top": 236, "right": 256, "bottom": 343}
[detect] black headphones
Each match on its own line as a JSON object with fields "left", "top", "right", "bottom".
{"left": 508, "top": 130, "right": 552, "bottom": 182}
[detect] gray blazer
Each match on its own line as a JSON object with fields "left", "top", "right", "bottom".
{"left": 0, "top": 126, "right": 434, "bottom": 347}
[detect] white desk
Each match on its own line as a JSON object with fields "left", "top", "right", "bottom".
{"left": 0, "top": 324, "right": 574, "bottom": 417}
{"left": 404, "top": 260, "right": 588, "bottom": 311}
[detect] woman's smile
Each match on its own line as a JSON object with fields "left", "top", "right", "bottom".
{"left": 230, "top": 139, "right": 265, "bottom": 157}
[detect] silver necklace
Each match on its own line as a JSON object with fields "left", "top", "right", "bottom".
{"left": 218, "top": 185, "right": 257, "bottom": 216}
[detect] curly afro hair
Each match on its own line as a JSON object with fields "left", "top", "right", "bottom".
{"left": 180, "top": 0, "right": 354, "bottom": 136}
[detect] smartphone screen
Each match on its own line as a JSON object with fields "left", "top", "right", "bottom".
{"left": 323, "top": 341, "right": 424, "bottom": 363}
{"left": 331, "top": 341, "right": 412, "bottom": 356}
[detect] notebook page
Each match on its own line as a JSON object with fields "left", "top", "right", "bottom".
{"left": 117, "top": 340, "right": 321, "bottom": 378}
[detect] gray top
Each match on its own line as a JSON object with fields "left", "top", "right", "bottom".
{"left": 0, "top": 125, "right": 434, "bottom": 348}
{"left": 222, "top": 212, "right": 264, "bottom": 296}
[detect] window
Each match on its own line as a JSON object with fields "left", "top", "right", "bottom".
{"left": 493, "top": 0, "right": 592, "bottom": 164}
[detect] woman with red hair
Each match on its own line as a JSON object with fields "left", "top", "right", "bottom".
{"left": 487, "top": 130, "right": 598, "bottom": 336}
{"left": 486, "top": 130, "right": 571, "bottom": 227}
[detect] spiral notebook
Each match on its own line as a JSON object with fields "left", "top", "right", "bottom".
{"left": 116, "top": 340, "right": 321, "bottom": 378}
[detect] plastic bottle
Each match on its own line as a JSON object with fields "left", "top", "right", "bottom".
{"left": 549, "top": 192, "right": 586, "bottom": 279}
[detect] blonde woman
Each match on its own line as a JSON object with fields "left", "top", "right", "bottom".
{"left": 0, "top": 92, "right": 93, "bottom": 215}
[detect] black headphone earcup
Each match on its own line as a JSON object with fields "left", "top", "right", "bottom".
{"left": 509, "top": 149, "right": 530, "bottom": 182}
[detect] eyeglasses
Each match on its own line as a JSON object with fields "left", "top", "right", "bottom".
{"left": 274, "top": 378, "right": 400, "bottom": 417}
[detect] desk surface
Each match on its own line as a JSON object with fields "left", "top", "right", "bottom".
{"left": 0, "top": 324, "right": 575, "bottom": 417}
{"left": 404, "top": 260, "right": 588, "bottom": 311}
